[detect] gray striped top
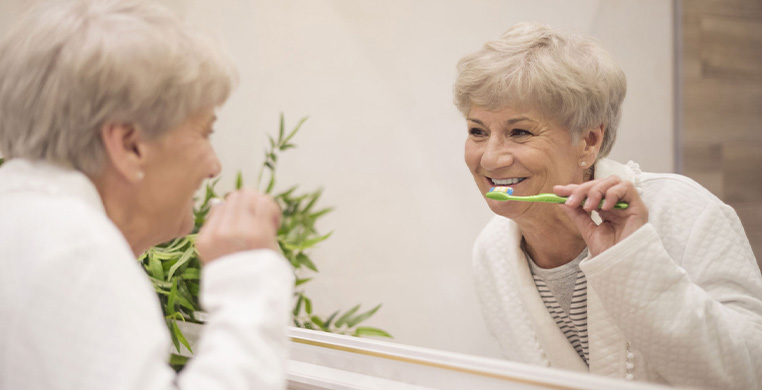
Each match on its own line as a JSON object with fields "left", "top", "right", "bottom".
{"left": 525, "top": 247, "right": 590, "bottom": 365}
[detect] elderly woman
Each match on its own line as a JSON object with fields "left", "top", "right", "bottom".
{"left": 0, "top": 1, "right": 291, "bottom": 389}
{"left": 454, "top": 23, "right": 762, "bottom": 389}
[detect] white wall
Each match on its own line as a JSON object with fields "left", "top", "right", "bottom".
{"left": 0, "top": 0, "right": 674, "bottom": 358}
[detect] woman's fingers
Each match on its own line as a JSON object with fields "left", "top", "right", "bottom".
{"left": 555, "top": 176, "right": 649, "bottom": 256}
{"left": 601, "top": 182, "right": 630, "bottom": 210}
{"left": 235, "top": 189, "right": 281, "bottom": 250}
{"left": 554, "top": 175, "right": 625, "bottom": 211}
{"left": 254, "top": 194, "right": 282, "bottom": 232}
{"left": 196, "top": 189, "right": 282, "bottom": 264}
{"left": 201, "top": 197, "right": 224, "bottom": 233}
{"left": 584, "top": 176, "right": 622, "bottom": 211}
{"left": 217, "top": 191, "right": 241, "bottom": 231}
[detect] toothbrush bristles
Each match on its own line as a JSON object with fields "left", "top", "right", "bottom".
{"left": 489, "top": 186, "right": 514, "bottom": 195}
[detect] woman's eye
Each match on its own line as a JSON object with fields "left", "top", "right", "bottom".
{"left": 468, "top": 128, "right": 486, "bottom": 137}
{"left": 511, "top": 129, "right": 532, "bottom": 137}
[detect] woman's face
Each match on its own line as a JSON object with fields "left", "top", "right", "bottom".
{"left": 140, "top": 106, "right": 221, "bottom": 243}
{"left": 464, "top": 105, "right": 586, "bottom": 222}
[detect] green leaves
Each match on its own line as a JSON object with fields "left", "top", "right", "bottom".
{"left": 332, "top": 304, "right": 383, "bottom": 329}
{"left": 334, "top": 305, "right": 360, "bottom": 328}
{"left": 291, "top": 302, "right": 391, "bottom": 338}
{"left": 171, "top": 319, "right": 192, "bottom": 353}
{"left": 346, "top": 304, "right": 382, "bottom": 328}
{"left": 139, "top": 236, "right": 203, "bottom": 354}
{"left": 283, "top": 232, "right": 333, "bottom": 252}
{"left": 169, "top": 354, "right": 189, "bottom": 373}
{"left": 354, "top": 327, "right": 392, "bottom": 338}
{"left": 166, "top": 245, "right": 195, "bottom": 280}
{"left": 193, "top": 178, "right": 220, "bottom": 231}
{"left": 294, "top": 252, "right": 317, "bottom": 272}
{"left": 235, "top": 171, "right": 243, "bottom": 190}
{"left": 276, "top": 183, "right": 333, "bottom": 275}
{"left": 293, "top": 294, "right": 303, "bottom": 317}
{"left": 147, "top": 251, "right": 164, "bottom": 280}
{"left": 258, "top": 114, "right": 308, "bottom": 194}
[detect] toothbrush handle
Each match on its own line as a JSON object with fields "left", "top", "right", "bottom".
{"left": 485, "top": 191, "right": 629, "bottom": 209}
{"left": 610, "top": 201, "right": 629, "bottom": 210}
{"left": 529, "top": 194, "right": 629, "bottom": 209}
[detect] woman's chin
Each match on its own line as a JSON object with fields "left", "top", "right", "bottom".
{"left": 487, "top": 200, "right": 517, "bottom": 219}
{"left": 487, "top": 198, "right": 538, "bottom": 221}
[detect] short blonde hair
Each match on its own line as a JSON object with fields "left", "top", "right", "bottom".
{"left": 0, "top": 0, "right": 238, "bottom": 175}
{"left": 453, "top": 22, "right": 626, "bottom": 158}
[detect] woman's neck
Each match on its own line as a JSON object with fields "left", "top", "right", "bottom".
{"left": 517, "top": 207, "right": 587, "bottom": 269}
{"left": 517, "top": 164, "right": 595, "bottom": 268}
{"left": 89, "top": 170, "right": 153, "bottom": 257}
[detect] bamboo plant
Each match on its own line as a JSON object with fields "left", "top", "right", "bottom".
{"left": 137, "top": 115, "right": 390, "bottom": 368}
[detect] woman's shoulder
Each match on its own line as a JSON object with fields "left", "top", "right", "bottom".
{"left": 37, "top": 192, "right": 117, "bottom": 234}
{"left": 598, "top": 160, "right": 739, "bottom": 259}
{"left": 0, "top": 160, "right": 127, "bottom": 252}
{"left": 639, "top": 171, "right": 725, "bottom": 215}
{"left": 636, "top": 170, "right": 744, "bottom": 262}
{"left": 600, "top": 159, "right": 724, "bottom": 215}
{"left": 1, "top": 189, "right": 130, "bottom": 265}
{"left": 0, "top": 190, "right": 142, "bottom": 311}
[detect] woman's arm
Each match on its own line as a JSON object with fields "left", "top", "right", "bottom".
{"left": 8, "top": 240, "right": 292, "bottom": 390}
{"left": 559, "top": 176, "right": 762, "bottom": 389}
{"left": 3, "top": 189, "right": 294, "bottom": 390}
{"left": 177, "top": 250, "right": 293, "bottom": 390}
{"left": 177, "top": 189, "right": 294, "bottom": 389}
{"left": 582, "top": 211, "right": 762, "bottom": 389}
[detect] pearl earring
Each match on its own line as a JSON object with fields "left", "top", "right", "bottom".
{"left": 136, "top": 171, "right": 144, "bottom": 180}
{"left": 580, "top": 161, "right": 587, "bottom": 168}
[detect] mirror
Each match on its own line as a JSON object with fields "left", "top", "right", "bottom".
{"left": 167, "top": 0, "right": 674, "bottom": 358}
{"left": 0, "top": 0, "right": 674, "bottom": 359}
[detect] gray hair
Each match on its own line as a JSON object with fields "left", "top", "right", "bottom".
{"left": 453, "top": 22, "right": 626, "bottom": 158}
{"left": 0, "top": 0, "right": 238, "bottom": 175}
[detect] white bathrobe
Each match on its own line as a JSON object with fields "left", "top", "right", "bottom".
{"left": 0, "top": 159, "right": 294, "bottom": 390}
{"left": 473, "top": 159, "right": 762, "bottom": 389}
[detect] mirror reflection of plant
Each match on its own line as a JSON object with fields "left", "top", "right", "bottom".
{"left": 138, "top": 115, "right": 390, "bottom": 369}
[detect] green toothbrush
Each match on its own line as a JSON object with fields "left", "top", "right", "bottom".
{"left": 486, "top": 186, "right": 629, "bottom": 209}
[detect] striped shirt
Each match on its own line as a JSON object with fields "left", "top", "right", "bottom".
{"left": 525, "top": 247, "right": 590, "bottom": 365}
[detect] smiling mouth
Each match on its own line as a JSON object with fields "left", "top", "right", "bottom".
{"left": 489, "top": 177, "right": 527, "bottom": 186}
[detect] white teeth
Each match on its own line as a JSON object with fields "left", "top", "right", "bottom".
{"left": 492, "top": 177, "right": 523, "bottom": 185}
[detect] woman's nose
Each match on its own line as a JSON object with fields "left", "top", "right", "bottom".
{"left": 209, "top": 152, "right": 222, "bottom": 179}
{"left": 480, "top": 138, "right": 513, "bottom": 171}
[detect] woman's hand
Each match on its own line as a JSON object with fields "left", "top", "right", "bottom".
{"left": 554, "top": 175, "right": 648, "bottom": 257}
{"left": 196, "top": 189, "right": 282, "bottom": 264}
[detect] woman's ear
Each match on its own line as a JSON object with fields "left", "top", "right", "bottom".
{"left": 99, "top": 122, "right": 147, "bottom": 183}
{"left": 579, "top": 124, "right": 605, "bottom": 166}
